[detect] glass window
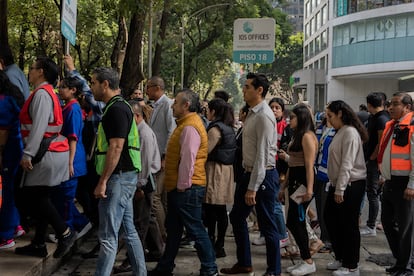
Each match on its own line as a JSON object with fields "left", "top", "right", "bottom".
{"left": 315, "top": 35, "right": 321, "bottom": 53}
{"left": 320, "top": 56, "right": 326, "bottom": 69}
{"left": 312, "top": 0, "right": 317, "bottom": 12}
{"left": 314, "top": 60, "right": 319, "bottom": 69}
{"left": 316, "top": 12, "right": 321, "bottom": 29}
{"left": 375, "top": 19, "right": 385, "bottom": 40}
{"left": 357, "top": 21, "right": 365, "bottom": 42}
{"left": 366, "top": 19, "right": 375, "bottom": 40}
{"left": 384, "top": 17, "right": 395, "bottom": 39}
{"left": 305, "top": 45, "right": 309, "bottom": 61}
{"left": 350, "top": 23, "right": 357, "bottom": 43}
{"left": 357, "top": 0, "right": 367, "bottom": 11}
{"left": 343, "top": 25, "right": 350, "bottom": 44}
{"left": 310, "top": 40, "right": 314, "bottom": 57}
{"left": 311, "top": 18, "right": 315, "bottom": 35}
{"left": 395, "top": 16, "right": 407, "bottom": 37}
{"left": 333, "top": 26, "right": 342, "bottom": 46}
{"left": 322, "top": 5, "right": 328, "bottom": 25}
{"left": 306, "top": 1, "right": 311, "bottom": 18}
{"left": 322, "top": 30, "right": 328, "bottom": 49}
{"left": 408, "top": 14, "right": 414, "bottom": 36}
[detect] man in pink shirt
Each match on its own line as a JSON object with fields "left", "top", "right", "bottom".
{"left": 149, "top": 89, "right": 218, "bottom": 276}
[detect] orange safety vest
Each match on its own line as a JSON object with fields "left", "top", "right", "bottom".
{"left": 20, "top": 83, "right": 69, "bottom": 152}
{"left": 380, "top": 112, "right": 414, "bottom": 176}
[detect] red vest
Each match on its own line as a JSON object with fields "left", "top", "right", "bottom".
{"left": 20, "top": 84, "right": 69, "bottom": 152}
{"left": 379, "top": 112, "right": 414, "bottom": 176}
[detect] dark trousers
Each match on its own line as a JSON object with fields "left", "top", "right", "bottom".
{"left": 287, "top": 166, "right": 311, "bottom": 260}
{"left": 381, "top": 177, "right": 414, "bottom": 271}
{"left": 314, "top": 179, "right": 330, "bottom": 243}
{"left": 23, "top": 186, "right": 68, "bottom": 244}
{"left": 287, "top": 198, "right": 311, "bottom": 260}
{"left": 229, "top": 169, "right": 281, "bottom": 275}
{"left": 76, "top": 161, "right": 99, "bottom": 225}
{"left": 156, "top": 185, "right": 217, "bottom": 276}
{"left": 203, "top": 203, "right": 228, "bottom": 249}
{"left": 325, "top": 180, "right": 365, "bottom": 269}
{"left": 133, "top": 190, "right": 164, "bottom": 257}
{"left": 366, "top": 159, "right": 381, "bottom": 228}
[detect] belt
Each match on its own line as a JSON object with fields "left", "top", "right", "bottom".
{"left": 244, "top": 166, "right": 275, "bottom": 173}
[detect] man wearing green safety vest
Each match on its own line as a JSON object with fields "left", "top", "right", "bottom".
{"left": 90, "top": 67, "right": 146, "bottom": 276}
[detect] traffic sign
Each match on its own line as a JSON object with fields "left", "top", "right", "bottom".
{"left": 233, "top": 18, "right": 275, "bottom": 64}
{"left": 61, "top": 0, "right": 77, "bottom": 46}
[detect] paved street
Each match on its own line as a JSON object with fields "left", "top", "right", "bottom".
{"left": 0, "top": 198, "right": 394, "bottom": 275}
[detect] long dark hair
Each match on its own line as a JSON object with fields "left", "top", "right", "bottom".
{"left": 0, "top": 70, "right": 25, "bottom": 108}
{"left": 289, "top": 103, "right": 315, "bottom": 152}
{"left": 208, "top": 98, "right": 234, "bottom": 126}
{"left": 327, "top": 100, "right": 369, "bottom": 142}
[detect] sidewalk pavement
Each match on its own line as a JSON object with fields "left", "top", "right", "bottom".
{"left": 0, "top": 224, "right": 392, "bottom": 276}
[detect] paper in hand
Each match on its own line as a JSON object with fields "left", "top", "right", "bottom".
{"left": 290, "top": 184, "right": 307, "bottom": 204}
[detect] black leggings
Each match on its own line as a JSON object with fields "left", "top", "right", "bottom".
{"left": 23, "top": 186, "right": 68, "bottom": 244}
{"left": 203, "top": 203, "right": 228, "bottom": 249}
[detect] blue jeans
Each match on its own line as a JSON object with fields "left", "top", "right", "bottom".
{"left": 155, "top": 185, "right": 217, "bottom": 276}
{"left": 229, "top": 169, "right": 281, "bottom": 275}
{"left": 95, "top": 171, "right": 146, "bottom": 276}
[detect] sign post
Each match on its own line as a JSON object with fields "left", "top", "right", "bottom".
{"left": 61, "top": 0, "right": 77, "bottom": 51}
{"left": 233, "top": 18, "right": 275, "bottom": 64}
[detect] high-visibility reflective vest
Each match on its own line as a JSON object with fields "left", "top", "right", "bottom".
{"left": 380, "top": 112, "right": 414, "bottom": 176}
{"left": 95, "top": 96, "right": 141, "bottom": 175}
{"left": 20, "top": 83, "right": 69, "bottom": 152}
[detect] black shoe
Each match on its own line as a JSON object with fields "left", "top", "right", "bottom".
{"left": 113, "top": 258, "right": 132, "bottom": 274}
{"left": 15, "top": 243, "right": 48, "bottom": 257}
{"left": 53, "top": 230, "right": 76, "bottom": 258}
{"left": 387, "top": 266, "right": 400, "bottom": 274}
{"left": 145, "top": 253, "right": 162, "bottom": 262}
{"left": 147, "top": 269, "right": 174, "bottom": 276}
{"left": 215, "top": 247, "right": 226, "bottom": 258}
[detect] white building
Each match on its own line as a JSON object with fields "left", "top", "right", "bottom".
{"left": 292, "top": 0, "right": 414, "bottom": 111}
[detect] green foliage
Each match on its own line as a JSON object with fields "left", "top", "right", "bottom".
{"left": 4, "top": 0, "right": 301, "bottom": 98}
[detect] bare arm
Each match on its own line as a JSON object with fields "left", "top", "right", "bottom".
{"left": 302, "top": 131, "right": 317, "bottom": 202}
{"left": 68, "top": 138, "right": 77, "bottom": 177}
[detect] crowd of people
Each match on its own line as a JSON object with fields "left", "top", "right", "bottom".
{"left": 1, "top": 44, "right": 414, "bottom": 276}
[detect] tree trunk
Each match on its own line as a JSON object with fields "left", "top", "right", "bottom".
{"left": 18, "top": 17, "right": 29, "bottom": 70}
{"left": 0, "top": 0, "right": 8, "bottom": 46}
{"left": 120, "top": 12, "right": 145, "bottom": 94}
{"left": 152, "top": 0, "right": 171, "bottom": 77}
{"left": 111, "top": 16, "right": 128, "bottom": 74}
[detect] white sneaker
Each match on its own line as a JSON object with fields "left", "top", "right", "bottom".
{"left": 360, "top": 226, "right": 376, "bottom": 237}
{"left": 332, "top": 267, "right": 360, "bottom": 276}
{"left": 252, "top": 236, "right": 265, "bottom": 246}
{"left": 327, "top": 260, "right": 342, "bottom": 270}
{"left": 287, "top": 262, "right": 303, "bottom": 273}
{"left": 280, "top": 236, "right": 290, "bottom": 248}
{"left": 290, "top": 261, "right": 316, "bottom": 275}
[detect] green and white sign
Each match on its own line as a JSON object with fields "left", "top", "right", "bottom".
{"left": 233, "top": 18, "right": 275, "bottom": 64}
